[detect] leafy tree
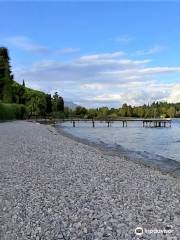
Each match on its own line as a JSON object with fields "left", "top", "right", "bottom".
{"left": 25, "top": 89, "right": 47, "bottom": 117}
{"left": 167, "top": 106, "right": 176, "bottom": 118}
{"left": 52, "top": 92, "right": 64, "bottom": 112}
{"left": 75, "top": 106, "right": 87, "bottom": 117}
{"left": 86, "top": 108, "right": 98, "bottom": 118}
{"left": 0, "top": 47, "right": 13, "bottom": 102}
{"left": 97, "top": 107, "right": 109, "bottom": 118}
{"left": 11, "top": 82, "right": 25, "bottom": 104}
{"left": 0, "top": 47, "right": 65, "bottom": 119}
{"left": 45, "top": 94, "right": 52, "bottom": 114}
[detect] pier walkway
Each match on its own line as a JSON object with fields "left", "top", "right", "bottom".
{"left": 57, "top": 118, "right": 172, "bottom": 128}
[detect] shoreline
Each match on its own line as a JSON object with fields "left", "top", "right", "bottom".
{"left": 54, "top": 123, "right": 180, "bottom": 178}
{"left": 1, "top": 121, "right": 180, "bottom": 239}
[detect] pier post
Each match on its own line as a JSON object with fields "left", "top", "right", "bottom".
{"left": 92, "top": 120, "right": 95, "bottom": 128}
{"left": 123, "top": 121, "right": 127, "bottom": 127}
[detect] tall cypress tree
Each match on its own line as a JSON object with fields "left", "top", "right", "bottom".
{"left": 0, "top": 47, "right": 13, "bottom": 102}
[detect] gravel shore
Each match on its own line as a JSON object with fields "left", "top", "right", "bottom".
{"left": 0, "top": 121, "right": 180, "bottom": 240}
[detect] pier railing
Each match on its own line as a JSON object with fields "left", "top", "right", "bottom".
{"left": 33, "top": 117, "right": 172, "bottom": 128}
{"left": 56, "top": 118, "right": 172, "bottom": 128}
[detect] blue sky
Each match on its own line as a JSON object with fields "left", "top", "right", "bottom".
{"left": 0, "top": 1, "right": 180, "bottom": 107}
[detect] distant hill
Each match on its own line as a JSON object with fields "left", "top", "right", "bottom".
{"left": 64, "top": 101, "right": 78, "bottom": 110}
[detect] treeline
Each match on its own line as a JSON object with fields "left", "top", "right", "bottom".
{"left": 64, "top": 102, "right": 180, "bottom": 119}
{"left": 0, "top": 47, "right": 64, "bottom": 120}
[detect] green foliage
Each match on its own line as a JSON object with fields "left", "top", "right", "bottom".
{"left": 52, "top": 111, "right": 65, "bottom": 119}
{"left": 25, "top": 88, "right": 47, "bottom": 117}
{"left": 0, "top": 47, "right": 64, "bottom": 119}
{"left": 0, "top": 102, "right": 27, "bottom": 120}
{"left": 65, "top": 101, "right": 180, "bottom": 119}
{"left": 167, "top": 106, "right": 176, "bottom": 118}
{"left": 86, "top": 108, "right": 98, "bottom": 119}
{"left": 75, "top": 106, "right": 87, "bottom": 117}
{"left": 52, "top": 92, "right": 64, "bottom": 112}
{"left": 0, "top": 48, "right": 13, "bottom": 103}
{"left": 97, "top": 107, "right": 109, "bottom": 118}
{"left": 11, "top": 82, "right": 25, "bottom": 104}
{"left": 45, "top": 94, "right": 52, "bottom": 114}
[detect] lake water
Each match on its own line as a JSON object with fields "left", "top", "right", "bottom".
{"left": 57, "top": 119, "right": 180, "bottom": 173}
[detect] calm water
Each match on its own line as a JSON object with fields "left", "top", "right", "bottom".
{"left": 58, "top": 119, "right": 180, "bottom": 166}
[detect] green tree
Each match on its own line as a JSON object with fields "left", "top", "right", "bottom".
{"left": 86, "top": 108, "right": 98, "bottom": 118}
{"left": 52, "top": 92, "right": 64, "bottom": 112}
{"left": 75, "top": 106, "right": 87, "bottom": 117}
{"left": 0, "top": 47, "right": 65, "bottom": 119}
{"left": 0, "top": 47, "right": 13, "bottom": 102}
{"left": 167, "top": 106, "right": 176, "bottom": 118}
{"left": 11, "top": 82, "right": 25, "bottom": 104}
{"left": 25, "top": 89, "right": 47, "bottom": 117}
{"left": 97, "top": 107, "right": 109, "bottom": 118}
{"left": 45, "top": 94, "right": 52, "bottom": 114}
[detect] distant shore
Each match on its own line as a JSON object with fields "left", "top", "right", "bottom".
{"left": 0, "top": 121, "right": 180, "bottom": 239}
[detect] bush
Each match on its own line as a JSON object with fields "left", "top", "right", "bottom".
{"left": 0, "top": 102, "right": 27, "bottom": 120}
{"left": 52, "top": 111, "right": 65, "bottom": 119}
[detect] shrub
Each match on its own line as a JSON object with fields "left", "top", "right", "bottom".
{"left": 0, "top": 102, "right": 27, "bottom": 120}
{"left": 52, "top": 111, "right": 65, "bottom": 119}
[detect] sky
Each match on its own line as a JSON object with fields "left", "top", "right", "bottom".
{"left": 0, "top": 1, "right": 180, "bottom": 108}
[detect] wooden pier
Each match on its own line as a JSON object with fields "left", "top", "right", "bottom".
{"left": 60, "top": 118, "right": 172, "bottom": 128}
{"left": 142, "top": 119, "right": 171, "bottom": 128}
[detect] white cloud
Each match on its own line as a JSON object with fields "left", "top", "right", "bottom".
{"left": 91, "top": 94, "right": 122, "bottom": 102}
{"left": 114, "top": 35, "right": 133, "bottom": 44}
{"left": 78, "top": 51, "right": 125, "bottom": 61}
{"left": 4, "top": 36, "right": 80, "bottom": 55}
{"left": 13, "top": 51, "right": 180, "bottom": 107}
{"left": 6, "top": 36, "right": 50, "bottom": 54}
{"left": 83, "top": 83, "right": 170, "bottom": 106}
{"left": 80, "top": 83, "right": 105, "bottom": 90}
{"left": 55, "top": 48, "right": 80, "bottom": 54}
{"left": 135, "top": 45, "right": 167, "bottom": 56}
{"left": 101, "top": 67, "right": 180, "bottom": 79}
{"left": 167, "top": 84, "right": 180, "bottom": 103}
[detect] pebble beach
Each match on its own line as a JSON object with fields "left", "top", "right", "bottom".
{"left": 0, "top": 121, "right": 180, "bottom": 240}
